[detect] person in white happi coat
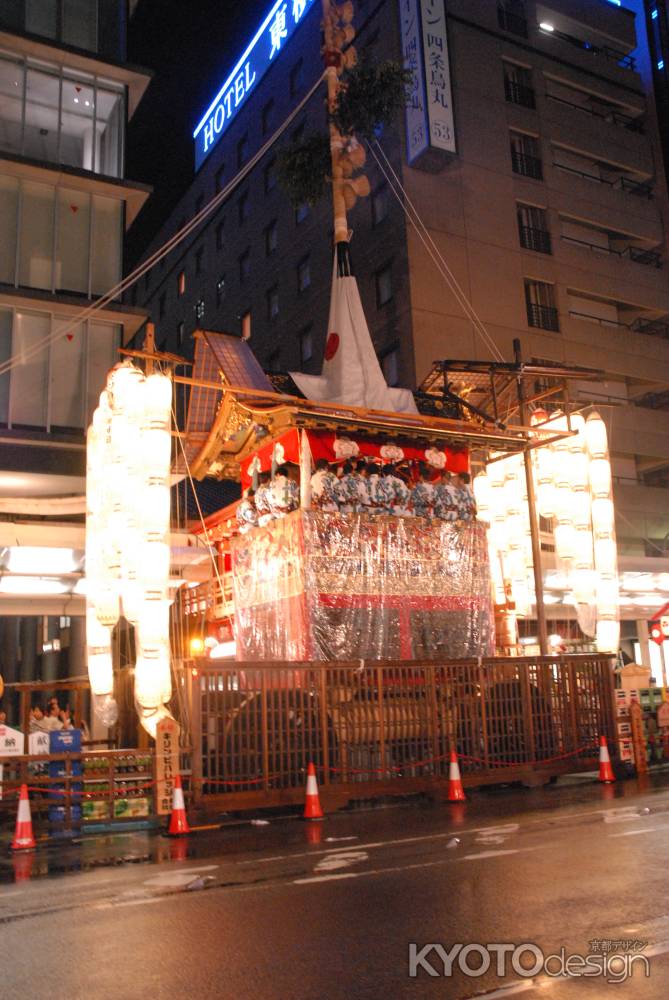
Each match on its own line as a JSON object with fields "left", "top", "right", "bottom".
{"left": 268, "top": 464, "right": 299, "bottom": 518}
{"left": 310, "top": 458, "right": 338, "bottom": 512}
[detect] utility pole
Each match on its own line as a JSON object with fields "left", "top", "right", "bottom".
{"left": 320, "top": 0, "right": 369, "bottom": 275}
{"left": 514, "top": 338, "right": 549, "bottom": 656}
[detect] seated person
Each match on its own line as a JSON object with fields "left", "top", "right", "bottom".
{"left": 310, "top": 458, "right": 338, "bottom": 512}
{"left": 236, "top": 488, "right": 258, "bottom": 533}
{"left": 268, "top": 464, "right": 299, "bottom": 518}
{"left": 433, "top": 470, "right": 459, "bottom": 521}
{"left": 254, "top": 471, "right": 273, "bottom": 526}
{"left": 376, "top": 464, "right": 410, "bottom": 515}
{"left": 410, "top": 463, "right": 435, "bottom": 519}
{"left": 454, "top": 472, "right": 477, "bottom": 520}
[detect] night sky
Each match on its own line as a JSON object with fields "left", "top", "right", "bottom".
{"left": 125, "top": 0, "right": 266, "bottom": 265}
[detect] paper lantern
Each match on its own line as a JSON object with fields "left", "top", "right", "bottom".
{"left": 568, "top": 412, "right": 586, "bottom": 450}
{"left": 585, "top": 412, "right": 608, "bottom": 459}
{"left": 594, "top": 536, "right": 617, "bottom": 576}
{"left": 596, "top": 618, "right": 620, "bottom": 653}
{"left": 589, "top": 457, "right": 612, "bottom": 499}
{"left": 596, "top": 575, "right": 619, "bottom": 618}
{"left": 572, "top": 491, "right": 592, "bottom": 530}
{"left": 569, "top": 452, "right": 590, "bottom": 491}
{"left": 591, "top": 497, "right": 615, "bottom": 536}
{"left": 554, "top": 522, "right": 578, "bottom": 562}
{"left": 144, "top": 372, "right": 172, "bottom": 422}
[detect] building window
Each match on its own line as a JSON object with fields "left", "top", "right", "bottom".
{"left": 290, "top": 58, "right": 304, "bottom": 97}
{"left": 215, "top": 165, "right": 225, "bottom": 193}
{"left": 239, "top": 249, "right": 250, "bottom": 282}
{"left": 159, "top": 292, "right": 166, "bottom": 320}
{"left": 262, "top": 98, "right": 274, "bottom": 135}
{"left": 237, "top": 133, "right": 249, "bottom": 167}
{"left": 503, "top": 62, "right": 535, "bottom": 109}
{"left": 215, "top": 220, "right": 224, "bottom": 250}
{"left": 264, "top": 159, "right": 277, "bottom": 194}
{"left": 498, "top": 1, "right": 527, "bottom": 37}
{"left": 510, "top": 131, "right": 543, "bottom": 180}
{"left": 194, "top": 298, "right": 205, "bottom": 322}
{"left": 195, "top": 246, "right": 204, "bottom": 275}
{"left": 296, "top": 201, "right": 309, "bottom": 224}
{"left": 376, "top": 263, "right": 393, "bottom": 307}
{"left": 372, "top": 184, "right": 389, "bottom": 226}
{"left": 525, "top": 280, "right": 559, "bottom": 331}
{"left": 238, "top": 191, "right": 249, "bottom": 224}
{"left": 241, "top": 310, "right": 252, "bottom": 341}
{"left": 177, "top": 321, "right": 185, "bottom": 347}
{"left": 381, "top": 348, "right": 400, "bottom": 387}
{"left": 299, "top": 325, "right": 313, "bottom": 365}
{"left": 216, "top": 275, "right": 226, "bottom": 306}
{"left": 265, "top": 220, "right": 278, "bottom": 256}
{"left": 297, "top": 256, "right": 311, "bottom": 292}
{"left": 177, "top": 270, "right": 186, "bottom": 296}
{"left": 267, "top": 285, "right": 279, "bottom": 320}
{"left": 517, "top": 204, "right": 551, "bottom": 253}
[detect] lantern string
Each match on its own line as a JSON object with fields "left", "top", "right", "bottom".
{"left": 0, "top": 71, "right": 328, "bottom": 380}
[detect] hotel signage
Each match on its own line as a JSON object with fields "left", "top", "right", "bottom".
{"left": 399, "top": 0, "right": 456, "bottom": 168}
{"left": 193, "top": 0, "right": 316, "bottom": 170}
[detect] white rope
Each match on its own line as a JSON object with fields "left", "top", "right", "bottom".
{"left": 368, "top": 139, "right": 506, "bottom": 363}
{"left": 0, "top": 71, "right": 327, "bottom": 379}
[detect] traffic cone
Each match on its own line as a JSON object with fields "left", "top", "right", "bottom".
{"left": 167, "top": 774, "right": 191, "bottom": 835}
{"left": 11, "top": 784, "right": 36, "bottom": 851}
{"left": 447, "top": 751, "right": 466, "bottom": 802}
{"left": 303, "top": 762, "right": 324, "bottom": 820}
{"left": 598, "top": 735, "right": 615, "bottom": 784}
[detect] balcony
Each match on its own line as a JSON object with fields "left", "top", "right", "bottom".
{"left": 537, "top": 23, "right": 636, "bottom": 72}
{"left": 519, "top": 226, "right": 552, "bottom": 254}
{"left": 527, "top": 302, "right": 560, "bottom": 331}
{"left": 505, "top": 79, "right": 536, "bottom": 109}
{"left": 512, "top": 150, "right": 543, "bottom": 180}
{"left": 546, "top": 92, "right": 644, "bottom": 134}
{"left": 561, "top": 235, "right": 662, "bottom": 269}
{"left": 553, "top": 161, "right": 653, "bottom": 199}
{"left": 631, "top": 317, "right": 669, "bottom": 340}
{"left": 498, "top": 5, "right": 528, "bottom": 37}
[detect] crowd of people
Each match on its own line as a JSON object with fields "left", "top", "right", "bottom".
{"left": 29, "top": 698, "right": 82, "bottom": 734}
{"left": 236, "top": 460, "right": 476, "bottom": 533}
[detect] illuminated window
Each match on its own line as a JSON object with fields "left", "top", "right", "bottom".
{"left": 299, "top": 325, "right": 313, "bottom": 365}
{"left": 241, "top": 310, "right": 251, "bottom": 340}
{"left": 265, "top": 220, "right": 278, "bottom": 255}
{"left": 177, "top": 270, "right": 185, "bottom": 296}
{"left": 216, "top": 275, "right": 226, "bottom": 305}
{"left": 194, "top": 298, "right": 205, "bottom": 322}
{"left": 177, "top": 321, "right": 184, "bottom": 347}
{"left": 376, "top": 263, "right": 393, "bottom": 307}
{"left": 297, "top": 256, "right": 311, "bottom": 292}
{"left": 267, "top": 285, "right": 279, "bottom": 320}
{"left": 372, "top": 185, "right": 388, "bottom": 226}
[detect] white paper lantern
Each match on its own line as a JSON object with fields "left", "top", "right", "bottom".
{"left": 594, "top": 536, "right": 617, "bottom": 576}
{"left": 144, "top": 372, "right": 172, "bottom": 422}
{"left": 585, "top": 412, "right": 608, "bottom": 459}
{"left": 591, "top": 497, "right": 615, "bottom": 536}
{"left": 572, "top": 491, "right": 592, "bottom": 530}
{"left": 555, "top": 522, "right": 578, "bottom": 562}
{"left": 596, "top": 618, "right": 620, "bottom": 653}
{"left": 589, "top": 457, "right": 612, "bottom": 498}
{"left": 596, "top": 575, "right": 619, "bottom": 618}
{"left": 569, "top": 452, "right": 590, "bottom": 492}
{"left": 568, "top": 413, "right": 586, "bottom": 450}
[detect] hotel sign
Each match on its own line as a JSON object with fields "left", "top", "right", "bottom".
{"left": 193, "top": 0, "right": 316, "bottom": 170}
{"left": 400, "top": 0, "right": 456, "bottom": 168}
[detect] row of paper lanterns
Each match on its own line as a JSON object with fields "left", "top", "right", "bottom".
{"left": 474, "top": 411, "right": 620, "bottom": 653}
{"left": 85, "top": 362, "right": 174, "bottom": 736}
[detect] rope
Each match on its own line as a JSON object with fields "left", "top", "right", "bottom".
{"left": 0, "top": 71, "right": 326, "bottom": 380}
{"left": 368, "top": 139, "right": 506, "bottom": 364}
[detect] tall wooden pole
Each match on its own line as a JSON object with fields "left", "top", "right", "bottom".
{"left": 514, "top": 338, "right": 549, "bottom": 656}
{"left": 321, "top": 0, "right": 350, "bottom": 273}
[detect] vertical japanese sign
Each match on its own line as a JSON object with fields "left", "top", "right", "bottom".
{"left": 156, "top": 718, "right": 180, "bottom": 816}
{"left": 399, "top": 0, "right": 456, "bottom": 167}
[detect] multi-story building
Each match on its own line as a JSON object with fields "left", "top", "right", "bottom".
{"left": 0, "top": 1, "right": 150, "bottom": 694}
{"left": 130, "top": 0, "right": 669, "bottom": 668}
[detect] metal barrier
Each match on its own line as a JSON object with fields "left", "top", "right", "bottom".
{"left": 0, "top": 749, "right": 157, "bottom": 836}
{"left": 190, "top": 655, "right": 616, "bottom": 811}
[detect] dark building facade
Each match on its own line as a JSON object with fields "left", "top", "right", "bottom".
{"left": 129, "top": 0, "right": 669, "bottom": 666}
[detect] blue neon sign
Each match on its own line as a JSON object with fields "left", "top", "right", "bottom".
{"left": 193, "top": 0, "right": 315, "bottom": 170}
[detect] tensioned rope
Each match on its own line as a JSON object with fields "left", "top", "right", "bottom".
{"left": 367, "top": 139, "right": 506, "bottom": 364}
{"left": 0, "top": 71, "right": 327, "bottom": 379}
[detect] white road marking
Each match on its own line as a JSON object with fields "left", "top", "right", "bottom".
{"left": 294, "top": 844, "right": 545, "bottom": 885}
{"left": 462, "top": 849, "right": 520, "bottom": 861}
{"left": 314, "top": 851, "right": 368, "bottom": 872}
{"left": 324, "top": 836, "right": 358, "bottom": 843}
{"left": 608, "top": 824, "right": 669, "bottom": 838}
{"left": 95, "top": 896, "right": 167, "bottom": 910}
{"left": 143, "top": 864, "right": 219, "bottom": 888}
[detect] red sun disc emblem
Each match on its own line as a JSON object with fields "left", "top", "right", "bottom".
{"left": 324, "top": 332, "right": 340, "bottom": 361}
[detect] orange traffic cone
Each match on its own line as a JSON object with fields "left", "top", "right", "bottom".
{"left": 598, "top": 735, "right": 615, "bottom": 784}
{"left": 447, "top": 751, "right": 466, "bottom": 802}
{"left": 303, "top": 762, "right": 324, "bottom": 820}
{"left": 11, "top": 784, "right": 36, "bottom": 851}
{"left": 167, "top": 774, "right": 191, "bottom": 835}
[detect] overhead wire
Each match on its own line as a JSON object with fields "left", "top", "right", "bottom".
{"left": 0, "top": 70, "right": 327, "bottom": 380}
{"left": 368, "top": 139, "right": 506, "bottom": 363}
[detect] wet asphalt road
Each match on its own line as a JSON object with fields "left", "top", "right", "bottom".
{"left": 2, "top": 774, "right": 669, "bottom": 1000}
